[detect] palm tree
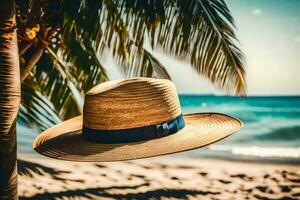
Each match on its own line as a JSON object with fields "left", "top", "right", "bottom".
{"left": 0, "top": 0, "right": 20, "bottom": 199}
{"left": 16, "top": 0, "right": 246, "bottom": 129}
{"left": 0, "top": 0, "right": 246, "bottom": 198}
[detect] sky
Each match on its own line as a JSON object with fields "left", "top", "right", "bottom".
{"left": 108, "top": 0, "right": 300, "bottom": 96}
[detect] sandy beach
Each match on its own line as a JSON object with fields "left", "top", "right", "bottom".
{"left": 18, "top": 155, "right": 300, "bottom": 200}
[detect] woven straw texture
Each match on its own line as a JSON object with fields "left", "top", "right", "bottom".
{"left": 83, "top": 78, "right": 181, "bottom": 130}
{"left": 33, "top": 78, "right": 243, "bottom": 162}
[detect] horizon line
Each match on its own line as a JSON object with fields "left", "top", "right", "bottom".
{"left": 178, "top": 94, "right": 300, "bottom": 97}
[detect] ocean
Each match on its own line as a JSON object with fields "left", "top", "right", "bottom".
{"left": 17, "top": 95, "right": 300, "bottom": 163}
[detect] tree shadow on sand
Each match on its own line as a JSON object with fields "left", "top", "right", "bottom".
{"left": 18, "top": 159, "right": 220, "bottom": 199}
{"left": 18, "top": 160, "right": 69, "bottom": 177}
{"left": 20, "top": 187, "right": 220, "bottom": 200}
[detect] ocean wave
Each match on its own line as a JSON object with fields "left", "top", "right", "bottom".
{"left": 210, "top": 145, "right": 300, "bottom": 158}
{"left": 253, "top": 125, "right": 300, "bottom": 141}
{"left": 234, "top": 117, "right": 300, "bottom": 136}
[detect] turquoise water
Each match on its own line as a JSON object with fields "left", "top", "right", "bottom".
{"left": 17, "top": 95, "right": 300, "bottom": 162}
{"left": 179, "top": 95, "right": 300, "bottom": 162}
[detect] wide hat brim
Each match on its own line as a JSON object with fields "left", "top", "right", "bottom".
{"left": 33, "top": 113, "right": 242, "bottom": 162}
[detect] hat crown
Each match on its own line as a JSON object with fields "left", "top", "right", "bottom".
{"left": 83, "top": 77, "right": 182, "bottom": 130}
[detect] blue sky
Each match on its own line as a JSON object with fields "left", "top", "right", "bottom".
{"left": 108, "top": 0, "right": 300, "bottom": 95}
{"left": 226, "top": 0, "right": 300, "bottom": 95}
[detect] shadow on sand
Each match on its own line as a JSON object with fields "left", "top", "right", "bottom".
{"left": 20, "top": 187, "right": 219, "bottom": 200}
{"left": 18, "top": 159, "right": 219, "bottom": 199}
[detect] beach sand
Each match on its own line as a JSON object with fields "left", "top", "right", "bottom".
{"left": 18, "top": 156, "right": 300, "bottom": 200}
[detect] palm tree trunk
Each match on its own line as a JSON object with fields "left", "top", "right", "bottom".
{"left": 0, "top": 0, "right": 20, "bottom": 199}
{"left": 20, "top": 44, "right": 44, "bottom": 82}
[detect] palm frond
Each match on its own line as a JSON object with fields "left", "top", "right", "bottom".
{"left": 20, "top": 52, "right": 82, "bottom": 130}
{"left": 60, "top": 18, "right": 109, "bottom": 93}
{"left": 20, "top": 83, "right": 61, "bottom": 130}
{"left": 120, "top": 0, "right": 246, "bottom": 95}
{"left": 61, "top": 0, "right": 172, "bottom": 80}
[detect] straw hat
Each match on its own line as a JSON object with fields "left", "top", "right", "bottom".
{"left": 33, "top": 77, "right": 242, "bottom": 162}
